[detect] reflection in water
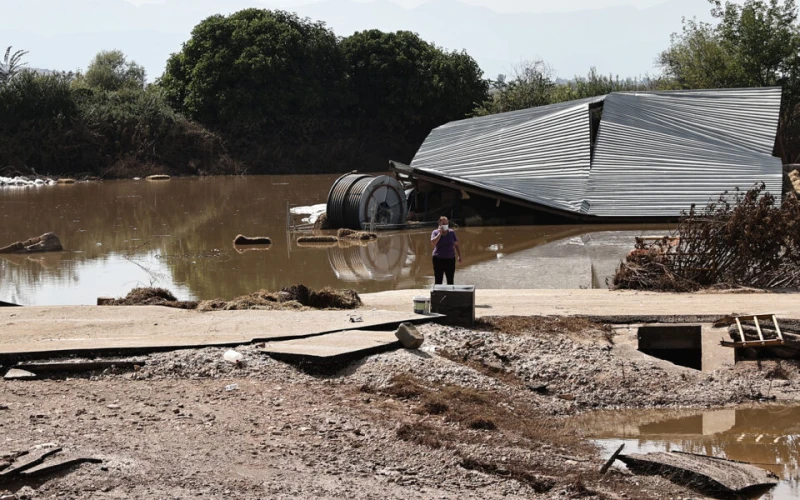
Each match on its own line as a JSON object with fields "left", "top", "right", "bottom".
{"left": 0, "top": 176, "right": 669, "bottom": 305}
{"left": 575, "top": 405, "right": 800, "bottom": 499}
{"left": 327, "top": 236, "right": 411, "bottom": 283}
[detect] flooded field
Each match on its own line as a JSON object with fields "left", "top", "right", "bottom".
{"left": 576, "top": 405, "right": 800, "bottom": 499}
{"left": 0, "top": 176, "right": 669, "bottom": 305}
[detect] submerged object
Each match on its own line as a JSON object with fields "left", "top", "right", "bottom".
{"left": 326, "top": 173, "right": 407, "bottom": 229}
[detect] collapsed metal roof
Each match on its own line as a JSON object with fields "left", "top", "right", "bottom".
{"left": 409, "top": 88, "right": 783, "bottom": 219}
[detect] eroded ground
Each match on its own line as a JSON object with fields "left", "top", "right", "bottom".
{"left": 2, "top": 318, "right": 799, "bottom": 499}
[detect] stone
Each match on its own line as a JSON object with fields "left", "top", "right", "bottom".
{"left": 3, "top": 368, "right": 36, "bottom": 380}
{"left": 96, "top": 297, "right": 115, "bottom": 306}
{"left": 394, "top": 323, "right": 424, "bottom": 349}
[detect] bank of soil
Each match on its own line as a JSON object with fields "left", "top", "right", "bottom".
{"left": 2, "top": 318, "right": 799, "bottom": 499}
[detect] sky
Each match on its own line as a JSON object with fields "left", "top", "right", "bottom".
{"left": 128, "top": 0, "right": 673, "bottom": 12}
{"left": 1, "top": 0, "right": 720, "bottom": 81}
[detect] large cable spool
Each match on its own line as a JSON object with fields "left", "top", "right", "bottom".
{"left": 326, "top": 173, "right": 407, "bottom": 229}
{"left": 326, "top": 173, "right": 370, "bottom": 229}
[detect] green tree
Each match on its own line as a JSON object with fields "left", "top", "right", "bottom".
{"left": 659, "top": 0, "right": 800, "bottom": 161}
{"left": 77, "top": 50, "right": 146, "bottom": 91}
{"left": 473, "top": 60, "right": 554, "bottom": 116}
{"left": 159, "top": 9, "right": 346, "bottom": 125}
{"left": 341, "top": 30, "right": 487, "bottom": 141}
{"left": 550, "top": 68, "right": 662, "bottom": 103}
{"left": 0, "top": 46, "right": 29, "bottom": 85}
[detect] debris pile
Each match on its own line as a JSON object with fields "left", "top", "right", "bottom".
{"left": 232, "top": 235, "right": 271, "bottom": 246}
{"left": 104, "top": 284, "right": 362, "bottom": 311}
{"left": 613, "top": 185, "right": 800, "bottom": 291}
{"left": 0, "top": 233, "right": 63, "bottom": 254}
{"left": 106, "top": 287, "right": 198, "bottom": 308}
{"left": 337, "top": 229, "right": 378, "bottom": 241}
{"left": 789, "top": 169, "right": 800, "bottom": 193}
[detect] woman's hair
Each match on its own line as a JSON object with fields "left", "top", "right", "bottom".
{"left": 438, "top": 216, "right": 448, "bottom": 223}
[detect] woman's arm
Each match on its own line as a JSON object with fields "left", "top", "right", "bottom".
{"left": 455, "top": 241, "right": 462, "bottom": 262}
{"left": 431, "top": 230, "right": 442, "bottom": 248}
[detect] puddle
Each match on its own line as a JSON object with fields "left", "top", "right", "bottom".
{"left": 574, "top": 405, "right": 800, "bottom": 499}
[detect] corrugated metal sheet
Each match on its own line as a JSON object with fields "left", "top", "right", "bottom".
{"left": 411, "top": 96, "right": 604, "bottom": 213}
{"left": 409, "top": 87, "right": 783, "bottom": 219}
{"left": 586, "top": 88, "right": 783, "bottom": 217}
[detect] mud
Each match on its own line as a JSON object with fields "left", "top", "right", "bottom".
{"left": 2, "top": 318, "right": 799, "bottom": 498}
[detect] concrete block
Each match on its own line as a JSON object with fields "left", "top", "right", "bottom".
{"left": 4, "top": 368, "right": 37, "bottom": 380}
{"left": 395, "top": 323, "right": 424, "bottom": 349}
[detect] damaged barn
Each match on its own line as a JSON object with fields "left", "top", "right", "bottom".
{"left": 389, "top": 87, "right": 784, "bottom": 226}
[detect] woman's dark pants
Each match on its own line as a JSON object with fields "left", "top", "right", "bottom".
{"left": 433, "top": 256, "right": 456, "bottom": 285}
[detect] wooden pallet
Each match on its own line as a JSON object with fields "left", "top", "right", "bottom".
{"left": 720, "top": 314, "right": 785, "bottom": 348}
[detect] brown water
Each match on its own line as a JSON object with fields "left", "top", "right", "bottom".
{"left": 576, "top": 405, "right": 800, "bottom": 499}
{"left": 0, "top": 175, "right": 668, "bottom": 305}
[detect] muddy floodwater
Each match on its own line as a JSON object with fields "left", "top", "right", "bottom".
{"left": 0, "top": 175, "right": 669, "bottom": 305}
{"left": 576, "top": 404, "right": 800, "bottom": 499}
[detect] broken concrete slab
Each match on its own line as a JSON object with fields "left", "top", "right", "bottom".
{"left": 14, "top": 360, "right": 145, "bottom": 374}
{"left": 0, "top": 307, "right": 437, "bottom": 362}
{"left": 395, "top": 323, "right": 424, "bottom": 349}
{"left": 617, "top": 451, "right": 778, "bottom": 497}
{"left": 0, "top": 448, "right": 62, "bottom": 482}
{"left": 3, "top": 369, "right": 36, "bottom": 381}
{"left": 260, "top": 330, "right": 401, "bottom": 364}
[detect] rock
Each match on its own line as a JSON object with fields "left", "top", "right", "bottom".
{"left": 0, "top": 233, "right": 63, "bottom": 254}
{"left": 395, "top": 323, "right": 424, "bottom": 349}
{"left": 4, "top": 368, "right": 37, "bottom": 380}
{"left": 96, "top": 297, "right": 115, "bottom": 306}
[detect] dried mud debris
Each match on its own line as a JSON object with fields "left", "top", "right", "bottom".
{"left": 2, "top": 317, "right": 800, "bottom": 498}
{"left": 102, "top": 284, "right": 362, "bottom": 311}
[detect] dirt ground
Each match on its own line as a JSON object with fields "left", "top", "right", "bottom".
{"left": 2, "top": 318, "right": 799, "bottom": 499}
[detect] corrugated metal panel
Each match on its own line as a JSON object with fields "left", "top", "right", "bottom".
{"left": 586, "top": 88, "right": 783, "bottom": 217}
{"left": 409, "top": 88, "right": 783, "bottom": 219}
{"left": 411, "top": 96, "right": 604, "bottom": 213}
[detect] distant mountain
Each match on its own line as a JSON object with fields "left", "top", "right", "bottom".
{"left": 1, "top": 0, "right": 714, "bottom": 81}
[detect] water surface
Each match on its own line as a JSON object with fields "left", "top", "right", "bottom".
{"left": 0, "top": 176, "right": 668, "bottom": 305}
{"left": 576, "top": 405, "right": 800, "bottom": 499}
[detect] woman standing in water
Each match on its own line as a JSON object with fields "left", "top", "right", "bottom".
{"left": 430, "top": 215, "right": 462, "bottom": 285}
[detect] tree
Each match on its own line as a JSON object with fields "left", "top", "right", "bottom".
{"left": 659, "top": 0, "right": 800, "bottom": 161}
{"left": 77, "top": 50, "right": 146, "bottom": 91}
{"left": 0, "top": 46, "right": 29, "bottom": 85}
{"left": 473, "top": 60, "right": 555, "bottom": 116}
{"left": 159, "top": 9, "right": 346, "bottom": 125}
{"left": 341, "top": 30, "right": 488, "bottom": 140}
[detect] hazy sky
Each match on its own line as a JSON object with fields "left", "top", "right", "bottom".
{"left": 127, "top": 0, "right": 673, "bottom": 12}
{"left": 3, "top": 0, "right": 720, "bottom": 81}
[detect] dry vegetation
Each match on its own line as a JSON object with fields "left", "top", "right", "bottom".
{"left": 364, "top": 373, "right": 596, "bottom": 495}
{"left": 613, "top": 185, "right": 800, "bottom": 291}
{"left": 105, "top": 284, "right": 362, "bottom": 311}
{"left": 474, "top": 316, "right": 615, "bottom": 343}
